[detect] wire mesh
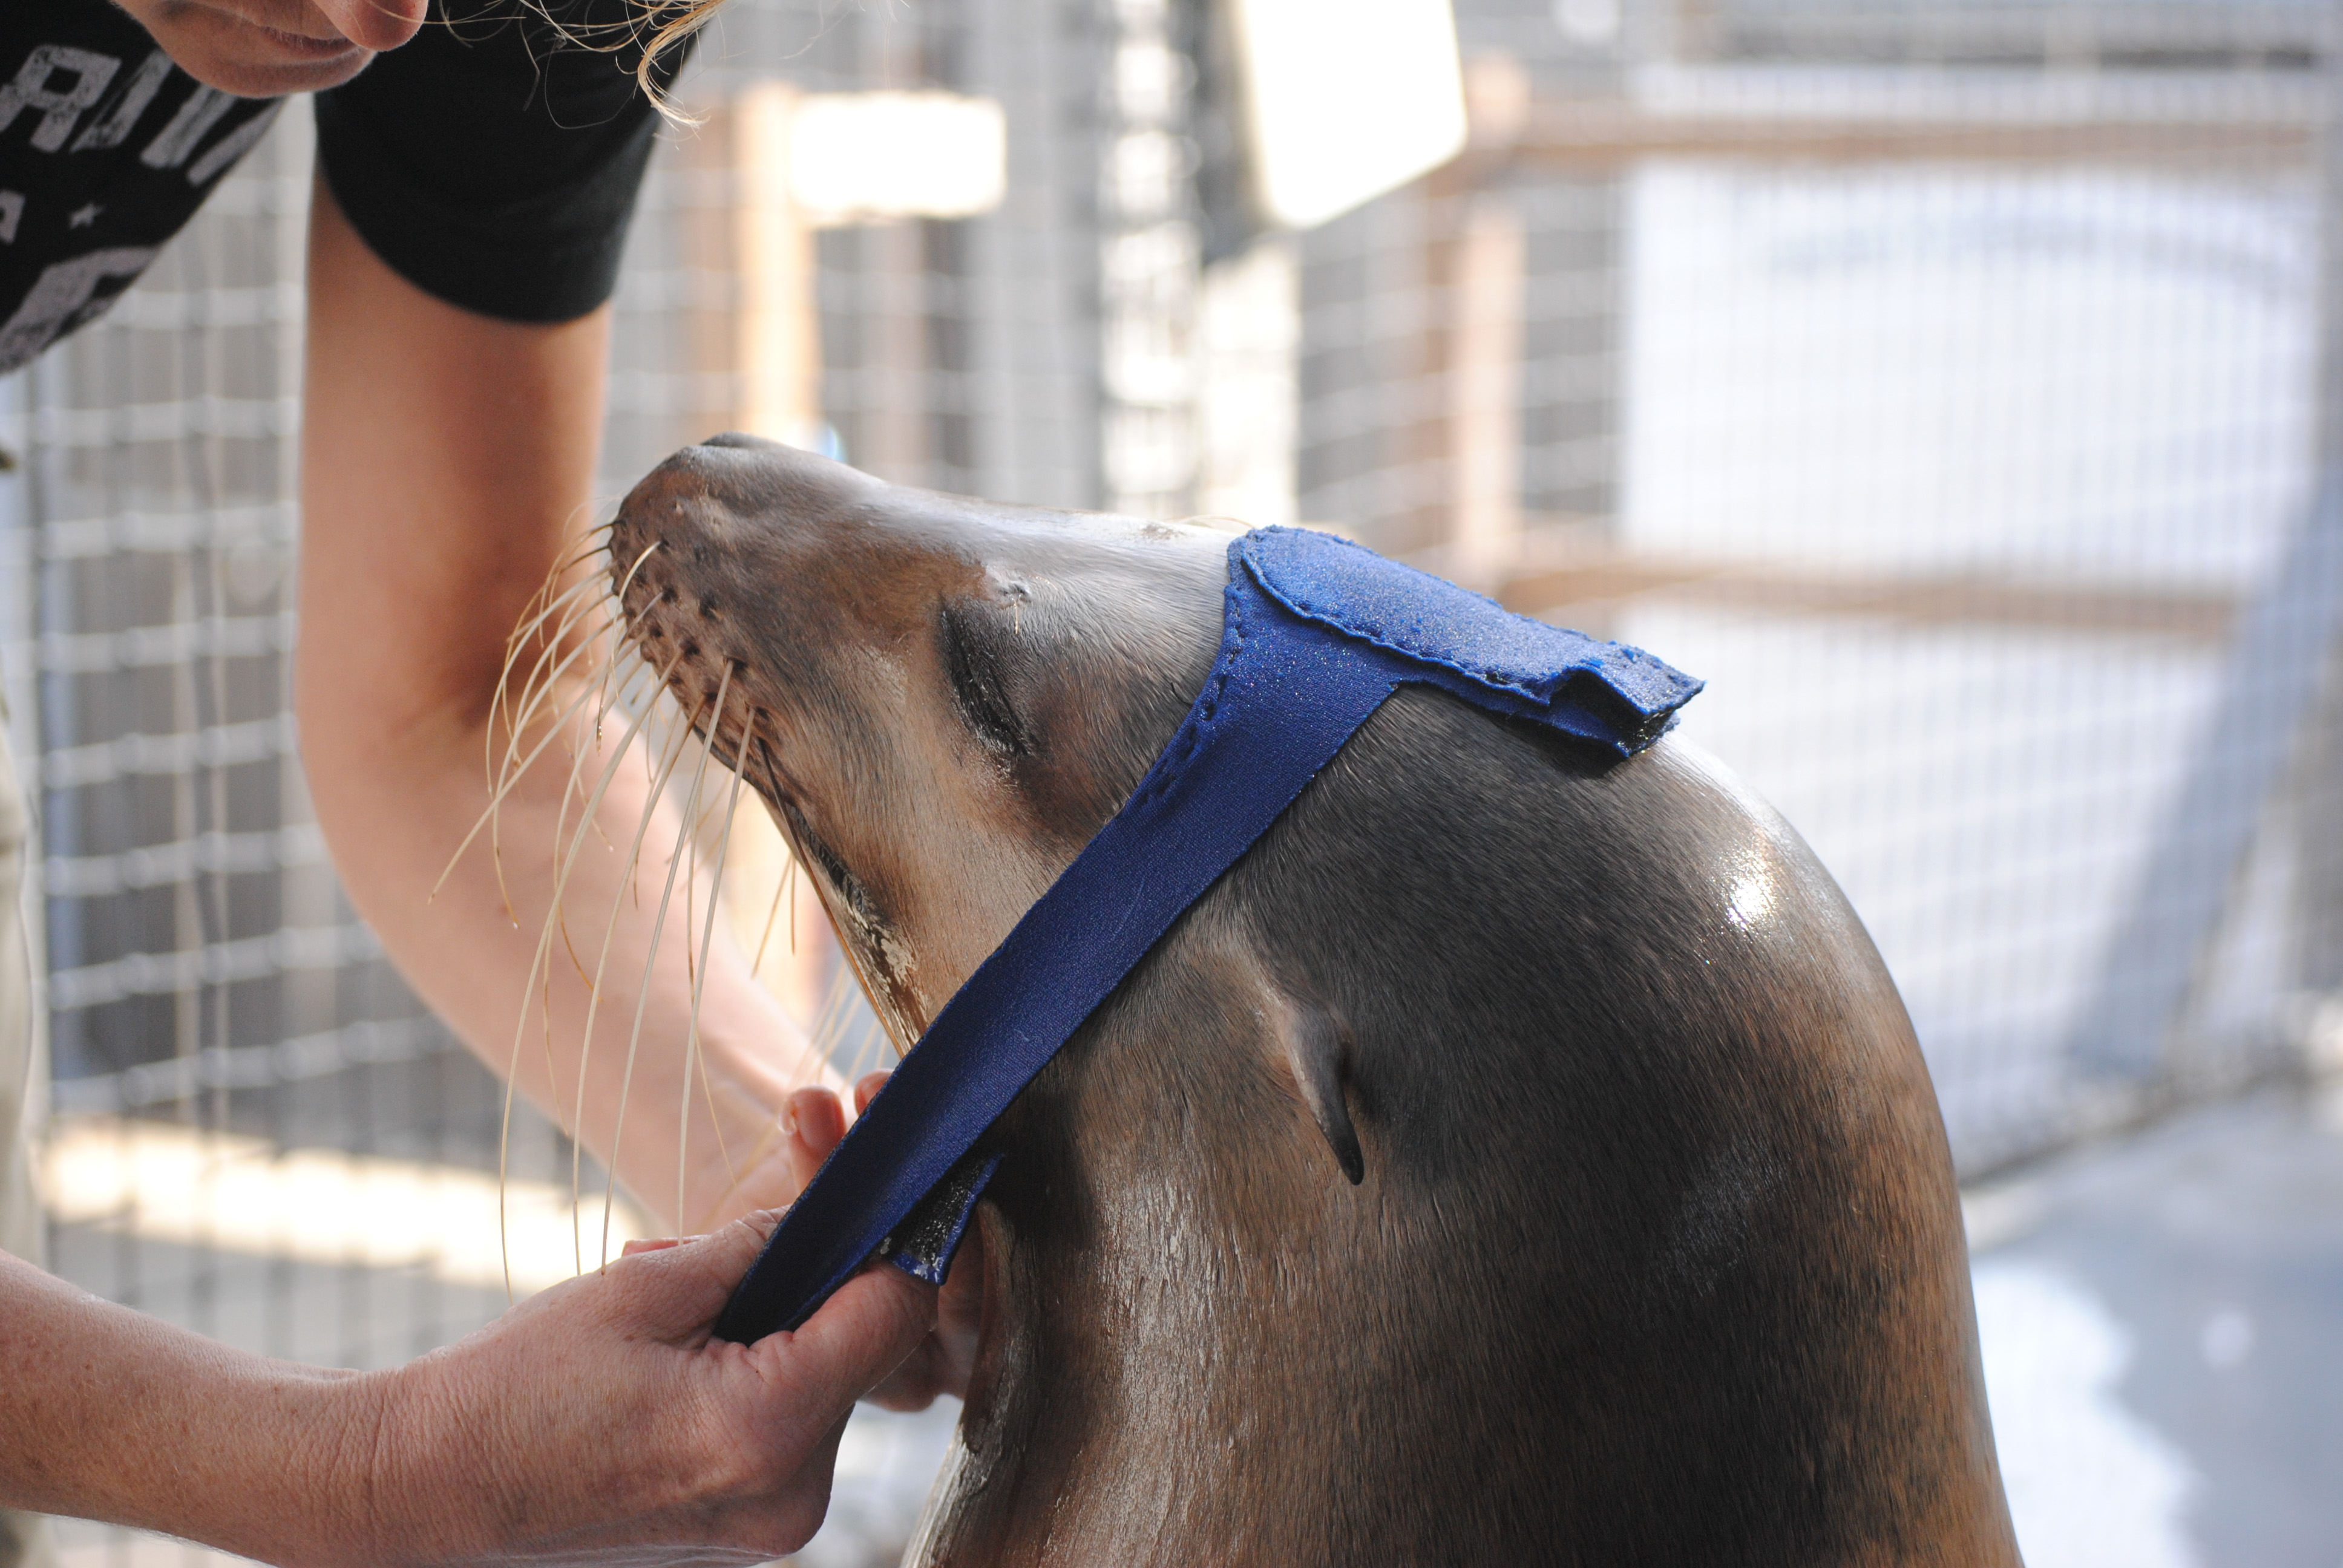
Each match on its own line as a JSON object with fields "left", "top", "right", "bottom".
{"left": 2, "top": 0, "right": 2341, "bottom": 1562}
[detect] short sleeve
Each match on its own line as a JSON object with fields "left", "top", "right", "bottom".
{"left": 313, "top": 0, "right": 692, "bottom": 324}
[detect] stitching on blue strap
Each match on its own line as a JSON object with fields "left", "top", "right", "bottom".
{"left": 1136, "top": 566, "right": 1253, "bottom": 811}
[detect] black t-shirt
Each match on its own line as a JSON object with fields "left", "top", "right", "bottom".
{"left": 0, "top": 0, "right": 685, "bottom": 377}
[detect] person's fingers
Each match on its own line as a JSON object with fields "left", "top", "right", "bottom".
{"left": 621, "top": 1236, "right": 684, "bottom": 1256}
{"left": 758, "top": 1263, "right": 936, "bottom": 1417}
{"left": 779, "top": 1087, "right": 847, "bottom": 1197}
{"left": 853, "top": 1071, "right": 890, "bottom": 1117}
{"left": 790, "top": 1086, "right": 846, "bottom": 1157}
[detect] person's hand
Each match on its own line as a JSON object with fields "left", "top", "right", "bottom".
{"left": 366, "top": 1208, "right": 937, "bottom": 1567}
{"left": 695, "top": 1070, "right": 983, "bottom": 1411}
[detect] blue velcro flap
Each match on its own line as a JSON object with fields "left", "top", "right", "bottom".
{"left": 1238, "top": 527, "right": 1701, "bottom": 747}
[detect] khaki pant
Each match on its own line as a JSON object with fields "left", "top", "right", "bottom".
{"left": 0, "top": 724, "right": 57, "bottom": 1568}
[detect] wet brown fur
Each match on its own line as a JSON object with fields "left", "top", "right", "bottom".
{"left": 609, "top": 436, "right": 2022, "bottom": 1567}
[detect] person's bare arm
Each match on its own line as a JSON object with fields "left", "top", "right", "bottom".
{"left": 298, "top": 182, "right": 823, "bottom": 1232}
{"left": 0, "top": 1217, "right": 934, "bottom": 1567}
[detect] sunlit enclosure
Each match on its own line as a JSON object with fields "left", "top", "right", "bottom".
{"left": 5, "top": 0, "right": 2342, "bottom": 1561}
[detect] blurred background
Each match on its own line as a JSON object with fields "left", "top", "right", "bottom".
{"left": 3, "top": 0, "right": 2341, "bottom": 1561}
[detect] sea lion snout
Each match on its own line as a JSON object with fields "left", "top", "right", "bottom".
{"left": 608, "top": 440, "right": 1230, "bottom": 1037}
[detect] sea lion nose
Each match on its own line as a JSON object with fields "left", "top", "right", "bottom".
{"left": 700, "top": 431, "right": 784, "bottom": 451}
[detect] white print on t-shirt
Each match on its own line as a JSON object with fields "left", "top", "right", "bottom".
{"left": 0, "top": 45, "right": 118, "bottom": 152}
{"left": 0, "top": 245, "right": 160, "bottom": 368}
{"left": 141, "top": 84, "right": 235, "bottom": 171}
{"left": 1, "top": 44, "right": 253, "bottom": 181}
{"left": 183, "top": 102, "right": 278, "bottom": 185}
{"left": 0, "top": 32, "right": 283, "bottom": 373}
{"left": 71, "top": 49, "right": 172, "bottom": 152}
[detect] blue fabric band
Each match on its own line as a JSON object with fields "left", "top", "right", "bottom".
{"left": 712, "top": 527, "right": 1702, "bottom": 1341}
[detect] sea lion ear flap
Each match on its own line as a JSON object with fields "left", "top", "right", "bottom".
{"left": 1262, "top": 984, "right": 1365, "bottom": 1186}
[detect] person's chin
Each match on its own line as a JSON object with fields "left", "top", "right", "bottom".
{"left": 169, "top": 22, "right": 376, "bottom": 97}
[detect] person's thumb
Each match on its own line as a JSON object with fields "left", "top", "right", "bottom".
{"left": 759, "top": 1263, "right": 937, "bottom": 1416}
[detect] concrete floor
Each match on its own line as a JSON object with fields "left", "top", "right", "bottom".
{"left": 1968, "top": 1082, "right": 2343, "bottom": 1568}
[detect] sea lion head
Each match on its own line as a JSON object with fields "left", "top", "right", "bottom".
{"left": 609, "top": 435, "right": 2021, "bottom": 1566}
{"left": 608, "top": 433, "right": 1231, "bottom": 1050}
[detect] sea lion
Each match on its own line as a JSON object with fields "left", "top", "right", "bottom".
{"left": 608, "top": 436, "right": 2022, "bottom": 1567}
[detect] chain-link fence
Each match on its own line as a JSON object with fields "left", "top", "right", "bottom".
{"left": 4, "top": 0, "right": 2341, "bottom": 1561}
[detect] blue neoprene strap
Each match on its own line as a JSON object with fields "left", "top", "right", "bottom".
{"left": 712, "top": 527, "right": 1702, "bottom": 1341}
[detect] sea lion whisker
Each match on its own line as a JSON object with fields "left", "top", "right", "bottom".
{"left": 806, "top": 962, "right": 856, "bottom": 1080}
{"left": 493, "top": 610, "right": 619, "bottom": 921}
{"left": 707, "top": 1115, "right": 791, "bottom": 1224}
{"left": 842, "top": 969, "right": 891, "bottom": 1083}
{"left": 560, "top": 654, "right": 660, "bottom": 850}
{"left": 588, "top": 545, "right": 661, "bottom": 749}
{"left": 431, "top": 642, "right": 641, "bottom": 907}
{"left": 750, "top": 835, "right": 796, "bottom": 980}
{"left": 492, "top": 574, "right": 606, "bottom": 752}
{"left": 488, "top": 530, "right": 614, "bottom": 752}
{"left": 603, "top": 688, "right": 721, "bottom": 1259}
{"left": 554, "top": 523, "right": 618, "bottom": 573}
{"left": 497, "top": 571, "right": 600, "bottom": 678}
{"left": 753, "top": 735, "right": 807, "bottom": 965}
{"left": 543, "top": 652, "right": 665, "bottom": 858}
{"left": 487, "top": 570, "right": 577, "bottom": 794}
{"left": 494, "top": 590, "right": 615, "bottom": 782}
{"left": 581, "top": 633, "right": 660, "bottom": 870}
{"left": 499, "top": 650, "right": 689, "bottom": 1290}
{"left": 609, "top": 536, "right": 663, "bottom": 622}
{"left": 545, "top": 639, "right": 645, "bottom": 867}
{"left": 474, "top": 572, "right": 615, "bottom": 898}
{"left": 740, "top": 730, "right": 899, "bottom": 1088}
{"left": 680, "top": 752, "right": 701, "bottom": 1014}
{"left": 540, "top": 642, "right": 647, "bottom": 990}
{"left": 505, "top": 551, "right": 606, "bottom": 648}
{"left": 852, "top": 985, "right": 894, "bottom": 1079}
{"left": 562, "top": 661, "right": 703, "bottom": 1267}
{"left": 592, "top": 636, "right": 646, "bottom": 718}
{"left": 680, "top": 665, "right": 744, "bottom": 1229}
{"left": 494, "top": 598, "right": 612, "bottom": 785}
{"left": 669, "top": 684, "right": 735, "bottom": 996}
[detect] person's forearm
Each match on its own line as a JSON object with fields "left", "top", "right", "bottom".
{"left": 2, "top": 1202, "right": 943, "bottom": 1568}
{"left": 297, "top": 183, "right": 828, "bottom": 1231}
{"left": 0, "top": 1252, "right": 382, "bottom": 1564}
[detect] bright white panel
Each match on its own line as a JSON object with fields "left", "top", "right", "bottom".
{"left": 788, "top": 91, "right": 1008, "bottom": 223}
{"left": 1234, "top": 0, "right": 1469, "bottom": 230}
{"left": 1617, "top": 164, "right": 2316, "bottom": 589}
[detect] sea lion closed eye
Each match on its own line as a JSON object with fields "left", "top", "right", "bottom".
{"left": 606, "top": 436, "right": 2021, "bottom": 1567}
